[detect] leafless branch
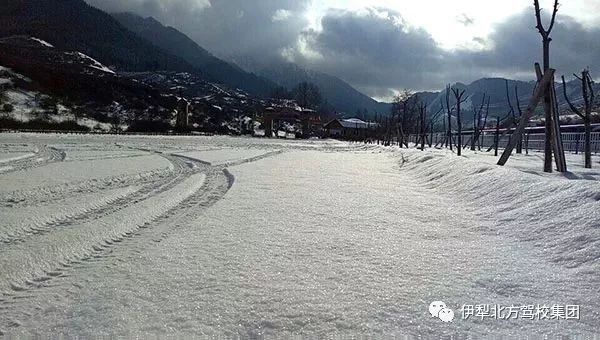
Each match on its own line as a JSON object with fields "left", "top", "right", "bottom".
{"left": 534, "top": 0, "right": 559, "bottom": 37}
{"left": 561, "top": 75, "right": 584, "bottom": 118}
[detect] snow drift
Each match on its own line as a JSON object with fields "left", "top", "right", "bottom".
{"left": 399, "top": 149, "right": 600, "bottom": 272}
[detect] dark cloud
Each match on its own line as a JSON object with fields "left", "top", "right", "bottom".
{"left": 455, "top": 9, "right": 600, "bottom": 80}
{"left": 296, "top": 7, "right": 600, "bottom": 96}
{"left": 291, "top": 8, "right": 446, "bottom": 96}
{"left": 86, "top": 0, "right": 310, "bottom": 60}
{"left": 86, "top": 1, "right": 599, "bottom": 98}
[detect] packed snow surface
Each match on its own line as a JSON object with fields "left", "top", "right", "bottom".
{"left": 0, "top": 133, "right": 599, "bottom": 337}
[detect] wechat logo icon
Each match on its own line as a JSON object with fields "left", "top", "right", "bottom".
{"left": 429, "top": 301, "right": 454, "bottom": 322}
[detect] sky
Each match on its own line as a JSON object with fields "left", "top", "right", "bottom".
{"left": 87, "top": 0, "right": 600, "bottom": 101}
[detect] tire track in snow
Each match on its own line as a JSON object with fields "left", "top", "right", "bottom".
{"left": 223, "top": 150, "right": 284, "bottom": 167}
{"left": 0, "top": 154, "right": 203, "bottom": 246}
{"left": 0, "top": 186, "right": 141, "bottom": 245}
{"left": 0, "top": 147, "right": 283, "bottom": 333}
{"left": 64, "top": 153, "right": 150, "bottom": 162}
{"left": 0, "top": 154, "right": 190, "bottom": 208}
{"left": 0, "top": 172, "right": 208, "bottom": 297}
{"left": 0, "top": 145, "right": 65, "bottom": 174}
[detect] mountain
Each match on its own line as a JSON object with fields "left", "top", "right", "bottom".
{"left": 112, "top": 12, "right": 278, "bottom": 98}
{"left": 0, "top": 35, "right": 297, "bottom": 134}
{"left": 235, "top": 59, "right": 392, "bottom": 115}
{"left": 0, "top": 0, "right": 389, "bottom": 114}
{"left": 0, "top": 35, "right": 182, "bottom": 131}
{"left": 0, "top": 0, "right": 195, "bottom": 73}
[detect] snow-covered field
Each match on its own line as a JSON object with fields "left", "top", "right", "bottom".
{"left": 0, "top": 133, "right": 599, "bottom": 337}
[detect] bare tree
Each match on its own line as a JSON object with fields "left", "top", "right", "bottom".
{"left": 471, "top": 93, "right": 489, "bottom": 151}
{"left": 562, "top": 70, "right": 595, "bottom": 168}
{"left": 499, "top": 68, "right": 556, "bottom": 166}
{"left": 392, "top": 90, "right": 415, "bottom": 148}
{"left": 514, "top": 84, "right": 525, "bottom": 153}
{"left": 417, "top": 101, "right": 428, "bottom": 151}
{"left": 480, "top": 96, "right": 491, "bottom": 150}
{"left": 429, "top": 105, "right": 444, "bottom": 148}
{"left": 444, "top": 84, "right": 454, "bottom": 151}
{"left": 451, "top": 87, "right": 467, "bottom": 156}
{"left": 534, "top": 0, "right": 562, "bottom": 172}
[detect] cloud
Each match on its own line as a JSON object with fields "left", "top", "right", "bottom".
{"left": 292, "top": 7, "right": 600, "bottom": 98}
{"left": 272, "top": 9, "right": 292, "bottom": 22}
{"left": 86, "top": 0, "right": 600, "bottom": 99}
{"left": 455, "top": 9, "right": 600, "bottom": 79}
{"left": 87, "top": 0, "right": 310, "bottom": 61}
{"left": 86, "top": 0, "right": 210, "bottom": 18}
{"left": 289, "top": 8, "right": 446, "bottom": 97}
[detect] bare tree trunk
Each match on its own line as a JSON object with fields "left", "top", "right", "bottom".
{"left": 514, "top": 85, "right": 524, "bottom": 154}
{"left": 534, "top": 0, "right": 560, "bottom": 172}
{"left": 471, "top": 111, "right": 477, "bottom": 151}
{"left": 457, "top": 112, "right": 462, "bottom": 155}
{"left": 563, "top": 71, "right": 594, "bottom": 168}
{"left": 451, "top": 87, "right": 466, "bottom": 156}
{"left": 445, "top": 85, "right": 453, "bottom": 151}
{"left": 494, "top": 117, "right": 500, "bottom": 157}
{"left": 498, "top": 68, "right": 555, "bottom": 166}
{"left": 543, "top": 75, "right": 554, "bottom": 172}
{"left": 550, "top": 79, "right": 567, "bottom": 171}
{"left": 429, "top": 122, "right": 434, "bottom": 148}
{"left": 585, "top": 120, "right": 592, "bottom": 168}
{"left": 421, "top": 104, "right": 427, "bottom": 151}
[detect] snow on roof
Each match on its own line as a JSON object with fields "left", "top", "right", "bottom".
{"left": 30, "top": 37, "right": 54, "bottom": 48}
{"left": 338, "top": 118, "right": 378, "bottom": 129}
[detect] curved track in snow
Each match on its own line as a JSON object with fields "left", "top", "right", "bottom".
{"left": 0, "top": 145, "right": 65, "bottom": 174}
{"left": 0, "top": 140, "right": 282, "bottom": 335}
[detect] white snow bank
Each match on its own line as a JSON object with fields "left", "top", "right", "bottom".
{"left": 399, "top": 148, "right": 600, "bottom": 271}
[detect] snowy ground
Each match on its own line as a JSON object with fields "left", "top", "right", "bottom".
{"left": 0, "top": 133, "right": 599, "bottom": 337}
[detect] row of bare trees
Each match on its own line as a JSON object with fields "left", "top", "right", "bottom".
{"left": 562, "top": 70, "right": 595, "bottom": 168}
{"left": 372, "top": 0, "right": 596, "bottom": 171}
{"left": 500, "top": 0, "right": 596, "bottom": 171}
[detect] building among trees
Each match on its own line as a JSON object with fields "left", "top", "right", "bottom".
{"left": 324, "top": 118, "right": 378, "bottom": 140}
{"left": 261, "top": 105, "right": 323, "bottom": 138}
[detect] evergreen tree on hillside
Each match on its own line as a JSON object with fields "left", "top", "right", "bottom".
{"left": 293, "top": 82, "right": 322, "bottom": 110}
